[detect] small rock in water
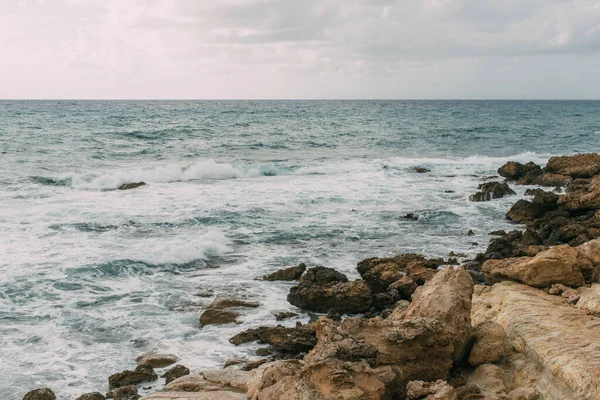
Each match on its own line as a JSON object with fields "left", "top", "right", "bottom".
{"left": 466, "top": 229, "right": 475, "bottom": 236}
{"left": 489, "top": 230, "right": 507, "bottom": 236}
{"left": 262, "top": 263, "right": 307, "bottom": 281}
{"left": 108, "top": 364, "right": 157, "bottom": 390}
{"left": 469, "top": 181, "right": 516, "bottom": 202}
{"left": 200, "top": 308, "right": 240, "bottom": 325}
{"left": 110, "top": 385, "right": 139, "bottom": 400}
{"left": 255, "top": 348, "right": 271, "bottom": 356}
{"left": 118, "top": 182, "right": 146, "bottom": 190}
{"left": 161, "top": 364, "right": 190, "bottom": 384}
{"left": 75, "top": 393, "right": 105, "bottom": 400}
{"left": 413, "top": 167, "right": 431, "bottom": 173}
{"left": 274, "top": 311, "right": 298, "bottom": 321}
{"left": 23, "top": 388, "right": 56, "bottom": 400}
{"left": 135, "top": 353, "right": 178, "bottom": 368}
{"left": 402, "top": 213, "right": 419, "bottom": 221}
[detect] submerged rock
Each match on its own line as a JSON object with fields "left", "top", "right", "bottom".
{"left": 262, "top": 263, "right": 306, "bottom": 281}
{"left": 108, "top": 364, "right": 157, "bottom": 390}
{"left": 135, "top": 353, "right": 178, "bottom": 368}
{"left": 22, "top": 388, "right": 56, "bottom": 400}
{"left": 299, "top": 266, "right": 348, "bottom": 285}
{"left": 118, "top": 182, "right": 146, "bottom": 190}
{"left": 199, "top": 298, "right": 260, "bottom": 326}
{"left": 161, "top": 365, "right": 190, "bottom": 384}
{"left": 469, "top": 181, "right": 516, "bottom": 202}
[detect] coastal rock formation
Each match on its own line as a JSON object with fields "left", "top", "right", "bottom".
{"left": 111, "top": 385, "right": 140, "bottom": 400}
{"left": 287, "top": 267, "right": 373, "bottom": 313}
{"left": 248, "top": 267, "right": 474, "bottom": 399}
{"left": 162, "top": 365, "right": 191, "bottom": 384}
{"left": 498, "top": 161, "right": 541, "bottom": 181}
{"left": 472, "top": 281, "right": 600, "bottom": 400}
{"left": 108, "top": 364, "right": 158, "bottom": 390}
{"left": 576, "top": 283, "right": 600, "bottom": 314}
{"left": 467, "top": 321, "right": 507, "bottom": 366}
{"left": 229, "top": 324, "right": 317, "bottom": 356}
{"left": 262, "top": 263, "right": 306, "bottom": 281}
{"left": 545, "top": 153, "right": 600, "bottom": 178}
{"left": 165, "top": 369, "right": 250, "bottom": 393}
{"left": 405, "top": 380, "right": 457, "bottom": 400}
{"left": 136, "top": 353, "right": 178, "bottom": 368}
{"left": 75, "top": 393, "right": 105, "bottom": 400}
{"left": 142, "top": 392, "right": 244, "bottom": 400}
{"left": 22, "top": 388, "right": 56, "bottom": 400}
{"left": 357, "top": 254, "right": 442, "bottom": 293}
{"left": 199, "top": 298, "right": 260, "bottom": 326}
{"left": 469, "top": 181, "right": 516, "bottom": 202}
{"left": 118, "top": 182, "right": 146, "bottom": 190}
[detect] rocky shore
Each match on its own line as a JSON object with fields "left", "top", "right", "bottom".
{"left": 22, "top": 153, "right": 600, "bottom": 400}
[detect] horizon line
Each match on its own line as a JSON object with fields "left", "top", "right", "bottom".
{"left": 1, "top": 98, "right": 599, "bottom": 101}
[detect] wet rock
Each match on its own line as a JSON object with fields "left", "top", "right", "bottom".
{"left": 23, "top": 388, "right": 56, "bottom": 400}
{"left": 199, "top": 309, "right": 240, "bottom": 325}
{"left": 388, "top": 276, "right": 418, "bottom": 301}
{"left": 135, "top": 353, "right": 178, "bottom": 368}
{"left": 406, "top": 380, "right": 458, "bottom": 400}
{"left": 498, "top": 161, "right": 541, "bottom": 180}
{"left": 262, "top": 263, "right": 306, "bottom": 281}
{"left": 205, "top": 299, "right": 260, "bottom": 309}
{"left": 506, "top": 199, "right": 547, "bottom": 223}
{"left": 545, "top": 153, "right": 600, "bottom": 178}
{"left": 468, "top": 322, "right": 507, "bottom": 366}
{"left": 111, "top": 386, "right": 139, "bottom": 400}
{"left": 274, "top": 311, "right": 297, "bottom": 321}
{"left": 517, "top": 170, "right": 572, "bottom": 187}
{"left": 229, "top": 324, "right": 317, "bottom": 355}
{"left": 402, "top": 213, "right": 419, "bottom": 221}
{"left": 299, "top": 266, "right": 348, "bottom": 285}
{"left": 469, "top": 182, "right": 516, "bottom": 202}
{"left": 449, "top": 251, "right": 467, "bottom": 257}
{"left": 288, "top": 277, "right": 373, "bottom": 314}
{"left": 118, "top": 182, "right": 146, "bottom": 190}
{"left": 108, "top": 364, "right": 158, "bottom": 390}
{"left": 414, "top": 167, "right": 431, "bottom": 173}
{"left": 489, "top": 230, "right": 506, "bottom": 236}
{"left": 161, "top": 365, "right": 190, "bottom": 384}
{"left": 75, "top": 393, "right": 105, "bottom": 400}
{"left": 255, "top": 348, "right": 271, "bottom": 356}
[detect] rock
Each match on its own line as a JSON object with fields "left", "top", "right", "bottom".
{"left": 118, "top": 182, "right": 146, "bottom": 190}
{"left": 489, "top": 230, "right": 507, "bottom": 236}
{"left": 161, "top": 365, "right": 190, "bottom": 384}
{"left": 387, "top": 276, "right": 418, "bottom": 301}
{"left": 262, "top": 263, "right": 306, "bottom": 281}
{"left": 469, "top": 182, "right": 516, "bottom": 202}
{"left": 465, "top": 364, "right": 508, "bottom": 398}
{"left": 201, "top": 369, "right": 251, "bottom": 392}
{"left": 558, "top": 175, "right": 600, "bottom": 211}
{"left": 142, "top": 392, "right": 244, "bottom": 399}
{"left": 472, "top": 281, "right": 600, "bottom": 400}
{"left": 466, "top": 229, "right": 475, "bottom": 236}
{"left": 22, "top": 388, "right": 56, "bottom": 400}
{"left": 255, "top": 348, "right": 271, "bottom": 356}
{"left": 507, "top": 387, "right": 541, "bottom": 400}
{"left": 576, "top": 283, "right": 600, "bottom": 314}
{"left": 468, "top": 321, "right": 506, "bottom": 366}
{"left": 199, "top": 309, "right": 240, "bottom": 325}
{"left": 205, "top": 299, "right": 260, "bottom": 309}
{"left": 506, "top": 199, "right": 547, "bottom": 223}
{"left": 299, "top": 266, "right": 348, "bottom": 285}
{"left": 517, "top": 170, "right": 572, "bottom": 187}
{"left": 403, "top": 213, "right": 419, "bottom": 221}
{"left": 242, "top": 359, "right": 269, "bottom": 371}
{"left": 414, "top": 167, "right": 431, "bottom": 173}
{"left": 287, "top": 278, "right": 373, "bottom": 314}
{"left": 274, "top": 311, "right": 297, "bottom": 321}
{"left": 75, "top": 393, "right": 105, "bottom": 400}
{"left": 229, "top": 324, "right": 317, "bottom": 355}
{"left": 357, "top": 254, "right": 443, "bottom": 293}
{"left": 545, "top": 153, "right": 600, "bottom": 178}
{"left": 108, "top": 364, "right": 158, "bottom": 390}
{"left": 498, "top": 161, "right": 541, "bottom": 180}
{"left": 165, "top": 369, "right": 250, "bottom": 393}
{"left": 246, "top": 360, "right": 305, "bottom": 400}
{"left": 111, "top": 385, "right": 140, "bottom": 400}
{"left": 406, "top": 380, "right": 458, "bottom": 400}
{"left": 135, "top": 353, "right": 178, "bottom": 368}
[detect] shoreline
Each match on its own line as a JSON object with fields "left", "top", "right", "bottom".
{"left": 22, "top": 153, "right": 600, "bottom": 400}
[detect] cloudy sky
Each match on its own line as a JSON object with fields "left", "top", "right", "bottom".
{"left": 1, "top": 0, "right": 599, "bottom": 99}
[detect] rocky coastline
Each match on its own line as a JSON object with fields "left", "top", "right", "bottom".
{"left": 23, "top": 153, "right": 600, "bottom": 400}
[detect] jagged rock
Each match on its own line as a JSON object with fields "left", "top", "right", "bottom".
{"left": 576, "top": 283, "right": 600, "bottom": 314}
{"left": 472, "top": 281, "right": 600, "bottom": 400}
{"left": 489, "top": 230, "right": 506, "bottom": 236}
{"left": 135, "top": 353, "right": 178, "bottom": 368}
{"left": 403, "top": 213, "right": 419, "bottom": 221}
{"left": 357, "top": 254, "right": 442, "bottom": 293}
{"left": 468, "top": 322, "right": 506, "bottom": 366}
{"left": 545, "top": 153, "right": 600, "bottom": 178}
{"left": 388, "top": 276, "right": 418, "bottom": 301}
{"left": 406, "top": 380, "right": 458, "bottom": 400}
{"left": 299, "top": 266, "right": 348, "bottom": 285}
{"left": 287, "top": 278, "right": 373, "bottom": 314}
{"left": 262, "top": 263, "right": 306, "bottom": 281}
{"left": 242, "top": 359, "right": 269, "bottom": 371}
{"left": 165, "top": 369, "right": 250, "bottom": 393}
{"left": 246, "top": 360, "right": 305, "bottom": 400}
{"left": 22, "top": 388, "right": 56, "bottom": 400}
{"left": 469, "top": 182, "right": 516, "bottom": 202}
{"left": 75, "top": 393, "right": 105, "bottom": 400}
{"left": 199, "top": 309, "right": 240, "bottom": 325}
{"left": 108, "top": 364, "right": 158, "bottom": 390}
{"left": 118, "top": 182, "right": 146, "bottom": 190}
{"left": 414, "top": 167, "right": 431, "bottom": 173}
{"left": 229, "top": 324, "right": 316, "bottom": 355}
{"left": 558, "top": 175, "right": 600, "bottom": 211}
{"left": 506, "top": 387, "right": 541, "bottom": 400}
{"left": 111, "top": 385, "right": 139, "bottom": 400}
{"left": 517, "top": 170, "right": 572, "bottom": 187}
{"left": 465, "top": 364, "right": 508, "bottom": 398}
{"left": 161, "top": 365, "right": 190, "bottom": 384}
{"left": 498, "top": 161, "right": 541, "bottom": 180}
{"left": 274, "top": 311, "right": 297, "bottom": 321}
{"left": 506, "top": 199, "right": 547, "bottom": 223}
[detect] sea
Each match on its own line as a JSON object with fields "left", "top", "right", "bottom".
{"left": 0, "top": 100, "right": 599, "bottom": 399}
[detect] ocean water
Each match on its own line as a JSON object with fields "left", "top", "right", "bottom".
{"left": 0, "top": 100, "right": 599, "bottom": 399}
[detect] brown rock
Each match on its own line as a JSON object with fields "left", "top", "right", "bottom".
{"left": 229, "top": 324, "right": 316, "bottom": 355}
{"left": 161, "top": 365, "right": 190, "bottom": 384}
{"left": 135, "top": 353, "right": 178, "bottom": 368}
{"left": 545, "top": 153, "right": 600, "bottom": 178}
{"left": 469, "top": 182, "right": 516, "bottom": 202}
{"left": 108, "top": 364, "right": 158, "bottom": 390}
{"left": 274, "top": 311, "right": 297, "bottom": 321}
{"left": 468, "top": 322, "right": 507, "bottom": 366}
{"left": 118, "top": 182, "right": 146, "bottom": 190}
{"left": 388, "top": 276, "right": 418, "bottom": 301}
{"left": 74, "top": 393, "right": 105, "bottom": 400}
{"left": 205, "top": 299, "right": 260, "bottom": 309}
{"left": 506, "top": 199, "right": 547, "bottom": 222}
{"left": 287, "top": 279, "right": 373, "bottom": 314}
{"left": 111, "top": 385, "right": 139, "bottom": 400}
{"left": 406, "top": 380, "right": 458, "bottom": 400}
{"left": 465, "top": 364, "right": 508, "bottom": 398}
{"left": 262, "top": 263, "right": 306, "bottom": 281}
{"left": 498, "top": 161, "right": 540, "bottom": 180}
{"left": 199, "top": 309, "right": 240, "bottom": 325}
{"left": 558, "top": 175, "right": 600, "bottom": 211}
{"left": 22, "top": 388, "right": 56, "bottom": 400}
{"left": 165, "top": 369, "right": 250, "bottom": 393}
{"left": 507, "top": 387, "right": 541, "bottom": 400}
{"left": 357, "top": 254, "right": 442, "bottom": 293}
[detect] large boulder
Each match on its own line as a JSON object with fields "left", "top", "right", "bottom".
{"left": 469, "top": 182, "right": 516, "bottom": 202}
{"left": 357, "top": 254, "right": 442, "bottom": 293}
{"left": 472, "top": 281, "right": 600, "bottom": 400}
{"left": 498, "top": 161, "right": 540, "bottom": 180}
{"left": 229, "top": 324, "right": 317, "bottom": 355}
{"left": 108, "top": 364, "right": 158, "bottom": 390}
{"left": 545, "top": 153, "right": 600, "bottom": 178}
{"left": 558, "top": 175, "right": 600, "bottom": 211}
{"left": 262, "top": 263, "right": 306, "bottom": 281}
{"left": 468, "top": 322, "right": 507, "bottom": 366}
{"left": 22, "top": 389, "right": 56, "bottom": 400}
{"left": 111, "top": 385, "right": 139, "bottom": 400}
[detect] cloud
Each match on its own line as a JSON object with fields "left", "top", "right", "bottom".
{"left": 0, "top": 0, "right": 599, "bottom": 98}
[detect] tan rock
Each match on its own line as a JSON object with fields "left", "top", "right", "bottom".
{"left": 468, "top": 322, "right": 507, "bottom": 366}
{"left": 202, "top": 369, "right": 251, "bottom": 392}
{"left": 472, "top": 281, "right": 600, "bottom": 400}
{"left": 164, "top": 374, "right": 224, "bottom": 392}
{"left": 507, "top": 387, "right": 541, "bottom": 400}
{"left": 406, "top": 380, "right": 457, "bottom": 399}
{"left": 142, "top": 392, "right": 246, "bottom": 400}
{"left": 199, "top": 309, "right": 240, "bottom": 325}
{"left": 465, "top": 364, "right": 508, "bottom": 398}
{"left": 165, "top": 369, "right": 250, "bottom": 393}
{"left": 136, "top": 353, "right": 178, "bottom": 368}
{"left": 576, "top": 283, "right": 600, "bottom": 314}
{"left": 545, "top": 153, "right": 600, "bottom": 178}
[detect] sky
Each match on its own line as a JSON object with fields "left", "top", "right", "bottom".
{"left": 1, "top": 0, "right": 599, "bottom": 99}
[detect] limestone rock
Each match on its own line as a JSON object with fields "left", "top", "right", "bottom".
{"left": 406, "top": 380, "right": 457, "bottom": 400}
{"left": 22, "top": 388, "right": 56, "bottom": 400}
{"left": 199, "top": 309, "right": 240, "bottom": 325}
{"left": 75, "top": 393, "right": 105, "bottom": 400}
{"left": 262, "top": 263, "right": 306, "bottom": 281}
{"left": 141, "top": 392, "right": 244, "bottom": 400}
{"left": 112, "top": 385, "right": 140, "bottom": 400}
{"left": 161, "top": 365, "right": 190, "bottom": 384}
{"left": 577, "top": 283, "right": 600, "bottom": 314}
{"left": 357, "top": 254, "right": 442, "bottom": 293}
{"left": 507, "top": 387, "right": 541, "bottom": 400}
{"left": 469, "top": 182, "right": 516, "bottom": 202}
{"left": 545, "top": 153, "right": 600, "bottom": 178}
{"left": 472, "top": 281, "right": 600, "bottom": 400}
{"left": 165, "top": 369, "right": 250, "bottom": 393}
{"left": 229, "top": 324, "right": 316, "bottom": 355}
{"left": 465, "top": 364, "right": 508, "bottom": 398}
{"left": 468, "top": 321, "right": 507, "bottom": 366}
{"left": 118, "top": 182, "right": 146, "bottom": 190}
{"left": 135, "top": 353, "right": 178, "bottom": 368}
{"left": 287, "top": 279, "right": 373, "bottom": 314}
{"left": 108, "top": 364, "right": 158, "bottom": 390}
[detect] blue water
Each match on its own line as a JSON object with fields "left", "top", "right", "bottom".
{"left": 0, "top": 100, "right": 598, "bottom": 399}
